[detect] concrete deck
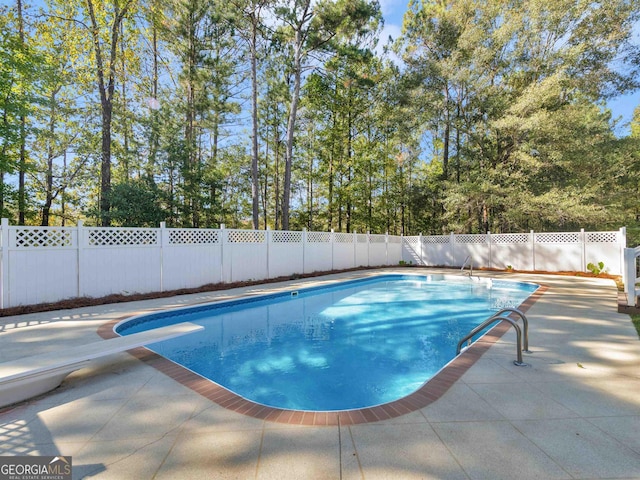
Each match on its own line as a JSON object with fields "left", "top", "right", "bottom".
{"left": 1, "top": 269, "right": 639, "bottom": 479}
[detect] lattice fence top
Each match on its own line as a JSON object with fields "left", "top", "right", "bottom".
{"left": 356, "top": 234, "right": 368, "bottom": 243}
{"left": 307, "top": 231, "right": 331, "bottom": 243}
{"left": 88, "top": 228, "right": 159, "bottom": 246}
{"left": 227, "top": 230, "right": 266, "bottom": 243}
{"left": 334, "top": 232, "right": 353, "bottom": 243}
{"left": 586, "top": 231, "right": 618, "bottom": 243}
{"left": 455, "top": 234, "right": 487, "bottom": 244}
{"left": 491, "top": 233, "right": 530, "bottom": 244}
{"left": 535, "top": 232, "right": 580, "bottom": 244}
{"left": 272, "top": 231, "right": 303, "bottom": 243}
{"left": 388, "top": 236, "right": 402, "bottom": 244}
{"left": 422, "top": 235, "right": 450, "bottom": 244}
{"left": 403, "top": 237, "right": 420, "bottom": 246}
{"left": 13, "top": 228, "right": 74, "bottom": 248}
{"left": 169, "top": 229, "right": 219, "bottom": 245}
{"left": 370, "top": 234, "right": 386, "bottom": 244}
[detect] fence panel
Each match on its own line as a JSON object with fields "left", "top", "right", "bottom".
{"left": 304, "top": 232, "right": 332, "bottom": 273}
{"left": 534, "top": 232, "right": 582, "bottom": 272}
{"left": 269, "top": 230, "right": 304, "bottom": 278}
{"left": 454, "top": 235, "right": 489, "bottom": 268}
{"left": 355, "top": 234, "right": 369, "bottom": 267}
{"left": 369, "top": 234, "right": 387, "bottom": 266}
{"left": 387, "top": 236, "right": 403, "bottom": 265}
{"left": 333, "top": 232, "right": 355, "bottom": 270}
{"left": 163, "top": 228, "right": 222, "bottom": 290}
{"left": 490, "top": 233, "right": 533, "bottom": 270}
{"left": 585, "top": 231, "right": 623, "bottom": 274}
{"left": 82, "top": 227, "right": 162, "bottom": 297}
{"left": 8, "top": 226, "right": 78, "bottom": 306}
{"left": 421, "top": 235, "right": 452, "bottom": 266}
{"left": 224, "top": 229, "right": 268, "bottom": 283}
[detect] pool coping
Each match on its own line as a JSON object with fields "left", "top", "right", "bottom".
{"left": 97, "top": 281, "right": 547, "bottom": 426}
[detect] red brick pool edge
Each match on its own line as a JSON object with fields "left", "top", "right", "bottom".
{"left": 97, "top": 284, "right": 547, "bottom": 426}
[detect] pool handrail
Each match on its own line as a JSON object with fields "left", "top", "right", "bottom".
{"left": 460, "top": 255, "right": 473, "bottom": 276}
{"left": 492, "top": 308, "right": 531, "bottom": 352}
{"left": 457, "top": 310, "right": 531, "bottom": 366}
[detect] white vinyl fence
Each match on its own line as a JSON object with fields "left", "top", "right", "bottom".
{"left": 0, "top": 218, "right": 626, "bottom": 309}
{"left": 0, "top": 219, "right": 402, "bottom": 308}
{"left": 402, "top": 229, "right": 626, "bottom": 276}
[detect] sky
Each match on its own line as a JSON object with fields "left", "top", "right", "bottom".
{"left": 378, "top": 0, "right": 640, "bottom": 136}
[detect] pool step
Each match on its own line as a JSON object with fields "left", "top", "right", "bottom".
{"left": 0, "top": 322, "right": 203, "bottom": 408}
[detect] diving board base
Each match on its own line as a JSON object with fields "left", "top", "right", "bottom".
{"left": 0, "top": 322, "right": 202, "bottom": 408}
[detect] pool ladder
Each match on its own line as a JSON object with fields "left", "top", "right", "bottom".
{"left": 460, "top": 255, "right": 473, "bottom": 276}
{"left": 456, "top": 308, "right": 531, "bottom": 366}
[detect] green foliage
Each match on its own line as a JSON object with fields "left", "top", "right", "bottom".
{"left": 398, "top": 0, "right": 640, "bottom": 234}
{"left": 630, "top": 313, "right": 640, "bottom": 339}
{"left": 3, "top": 0, "right": 640, "bottom": 235}
{"left": 586, "top": 261, "right": 605, "bottom": 275}
{"left": 0, "top": 8, "right": 45, "bottom": 172}
{"left": 107, "top": 179, "right": 165, "bottom": 227}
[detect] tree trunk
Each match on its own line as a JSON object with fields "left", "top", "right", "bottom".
{"left": 41, "top": 88, "right": 59, "bottom": 226}
{"left": 17, "top": 0, "right": 26, "bottom": 225}
{"left": 0, "top": 171, "right": 4, "bottom": 218}
{"left": 282, "top": 27, "right": 304, "bottom": 231}
{"left": 147, "top": 9, "right": 159, "bottom": 180}
{"left": 100, "top": 106, "right": 113, "bottom": 226}
{"left": 250, "top": 14, "right": 260, "bottom": 229}
{"left": 442, "top": 85, "right": 450, "bottom": 181}
{"left": 61, "top": 151, "right": 67, "bottom": 226}
{"left": 282, "top": 0, "right": 311, "bottom": 230}
{"left": 86, "top": 0, "right": 131, "bottom": 227}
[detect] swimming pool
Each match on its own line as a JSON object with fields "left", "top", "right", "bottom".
{"left": 115, "top": 274, "right": 538, "bottom": 411}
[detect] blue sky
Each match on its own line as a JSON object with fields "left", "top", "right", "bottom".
{"left": 379, "top": 1, "right": 639, "bottom": 136}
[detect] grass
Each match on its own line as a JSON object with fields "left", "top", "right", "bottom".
{"left": 631, "top": 314, "right": 640, "bottom": 339}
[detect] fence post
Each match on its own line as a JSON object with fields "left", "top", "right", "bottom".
{"left": 302, "top": 228, "right": 307, "bottom": 274}
{"left": 620, "top": 226, "right": 627, "bottom": 275}
{"left": 76, "top": 220, "right": 84, "bottom": 298}
{"left": 418, "top": 233, "right": 423, "bottom": 266}
{"left": 580, "top": 228, "right": 586, "bottom": 272}
{"left": 220, "top": 224, "right": 227, "bottom": 283}
{"left": 266, "top": 226, "right": 271, "bottom": 279}
{"left": 159, "top": 222, "right": 167, "bottom": 292}
{"left": 1, "top": 218, "right": 9, "bottom": 308}
{"left": 331, "top": 229, "right": 335, "bottom": 270}
{"left": 531, "top": 230, "right": 536, "bottom": 271}
{"left": 353, "top": 230, "right": 357, "bottom": 268}
{"left": 487, "top": 231, "right": 492, "bottom": 270}
{"left": 450, "top": 232, "right": 455, "bottom": 266}
{"left": 385, "top": 232, "right": 389, "bottom": 266}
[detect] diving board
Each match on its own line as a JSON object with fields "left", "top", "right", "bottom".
{"left": 0, "top": 322, "right": 203, "bottom": 408}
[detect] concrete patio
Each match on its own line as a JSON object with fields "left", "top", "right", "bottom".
{"left": 1, "top": 269, "right": 639, "bottom": 479}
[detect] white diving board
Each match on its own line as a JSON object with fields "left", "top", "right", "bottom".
{"left": 0, "top": 322, "right": 203, "bottom": 408}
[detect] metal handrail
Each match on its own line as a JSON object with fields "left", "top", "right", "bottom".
{"left": 492, "top": 308, "right": 531, "bottom": 353}
{"left": 461, "top": 255, "right": 473, "bottom": 276}
{"left": 456, "top": 315, "right": 528, "bottom": 366}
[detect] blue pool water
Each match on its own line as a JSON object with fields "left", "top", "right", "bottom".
{"left": 116, "top": 275, "right": 538, "bottom": 411}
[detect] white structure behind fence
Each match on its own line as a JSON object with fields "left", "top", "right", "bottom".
{"left": 0, "top": 218, "right": 625, "bottom": 308}
{"left": 623, "top": 245, "right": 640, "bottom": 307}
